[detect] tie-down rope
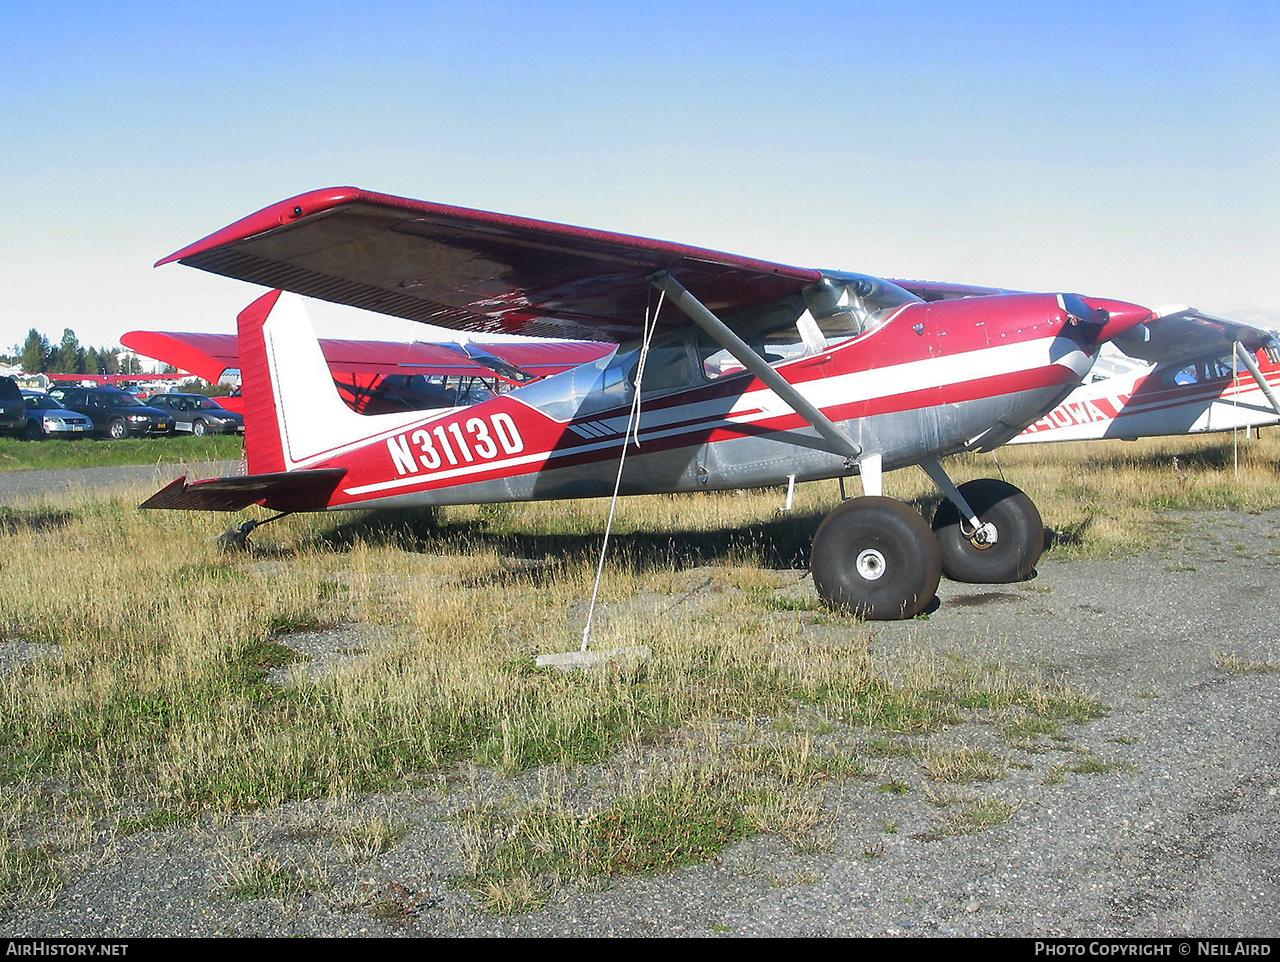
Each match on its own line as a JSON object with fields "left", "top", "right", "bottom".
{"left": 580, "top": 289, "right": 665, "bottom": 651}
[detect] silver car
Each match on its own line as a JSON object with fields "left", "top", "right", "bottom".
{"left": 146, "top": 393, "right": 244, "bottom": 436}
{"left": 19, "top": 391, "right": 94, "bottom": 440}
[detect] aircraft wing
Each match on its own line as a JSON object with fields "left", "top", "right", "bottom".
{"left": 121, "top": 330, "right": 615, "bottom": 383}
{"left": 891, "top": 279, "right": 1022, "bottom": 301}
{"left": 1113, "top": 308, "right": 1278, "bottom": 365}
{"left": 484, "top": 341, "right": 616, "bottom": 376}
{"left": 120, "top": 332, "right": 241, "bottom": 384}
{"left": 156, "top": 187, "right": 823, "bottom": 342}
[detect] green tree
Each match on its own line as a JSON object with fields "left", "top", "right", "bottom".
{"left": 53, "top": 329, "right": 86, "bottom": 374}
{"left": 20, "top": 329, "right": 50, "bottom": 373}
{"left": 94, "top": 345, "right": 120, "bottom": 376}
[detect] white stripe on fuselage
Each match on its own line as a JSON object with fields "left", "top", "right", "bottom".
{"left": 339, "top": 334, "right": 1089, "bottom": 497}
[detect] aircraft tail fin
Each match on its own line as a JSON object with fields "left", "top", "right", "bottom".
{"left": 237, "top": 290, "right": 289, "bottom": 474}
{"left": 236, "top": 290, "right": 423, "bottom": 473}
{"left": 141, "top": 292, "right": 421, "bottom": 514}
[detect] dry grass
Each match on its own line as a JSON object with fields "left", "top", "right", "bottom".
{"left": 1, "top": 430, "right": 1277, "bottom": 912}
{"left": 1213, "top": 652, "right": 1280, "bottom": 674}
{"left": 921, "top": 795, "right": 1022, "bottom": 838}
{"left": 895, "top": 431, "right": 1280, "bottom": 558}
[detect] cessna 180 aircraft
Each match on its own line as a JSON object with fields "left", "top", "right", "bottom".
{"left": 125, "top": 324, "right": 1280, "bottom": 444}
{"left": 143, "top": 186, "right": 1242, "bottom": 620}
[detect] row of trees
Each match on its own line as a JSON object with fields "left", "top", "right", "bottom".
{"left": 13, "top": 328, "right": 155, "bottom": 376}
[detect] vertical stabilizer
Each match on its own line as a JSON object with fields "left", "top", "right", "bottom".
{"left": 237, "top": 291, "right": 428, "bottom": 473}
{"left": 238, "top": 290, "right": 288, "bottom": 474}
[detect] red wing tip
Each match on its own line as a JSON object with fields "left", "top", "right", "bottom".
{"left": 154, "top": 187, "right": 367, "bottom": 267}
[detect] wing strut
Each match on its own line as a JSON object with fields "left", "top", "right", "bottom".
{"left": 1234, "top": 342, "right": 1280, "bottom": 420}
{"left": 647, "top": 270, "right": 863, "bottom": 463}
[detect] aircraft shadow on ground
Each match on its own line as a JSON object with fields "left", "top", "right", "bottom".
{"left": 1102, "top": 441, "right": 1263, "bottom": 472}
{"left": 272, "top": 492, "right": 1071, "bottom": 593}
{"left": 301, "top": 503, "right": 830, "bottom": 581}
{"left": 0, "top": 507, "right": 78, "bottom": 534}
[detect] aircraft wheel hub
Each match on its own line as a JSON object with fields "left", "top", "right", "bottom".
{"left": 856, "top": 548, "right": 887, "bottom": 581}
{"left": 964, "top": 521, "right": 1000, "bottom": 549}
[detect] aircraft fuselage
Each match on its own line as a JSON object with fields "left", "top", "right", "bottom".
{"left": 270, "top": 285, "right": 1119, "bottom": 511}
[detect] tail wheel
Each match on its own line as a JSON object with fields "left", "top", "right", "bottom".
{"left": 811, "top": 496, "right": 942, "bottom": 620}
{"left": 931, "top": 478, "right": 1043, "bottom": 584}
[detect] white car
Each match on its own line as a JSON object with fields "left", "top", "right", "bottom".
{"left": 19, "top": 391, "right": 94, "bottom": 440}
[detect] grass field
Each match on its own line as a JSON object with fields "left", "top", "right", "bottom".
{"left": 1, "top": 430, "right": 1278, "bottom": 913}
{"left": 0, "top": 435, "right": 244, "bottom": 473}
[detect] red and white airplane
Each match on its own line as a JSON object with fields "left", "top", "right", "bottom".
{"left": 125, "top": 315, "right": 1280, "bottom": 443}
{"left": 1010, "top": 321, "right": 1280, "bottom": 444}
{"left": 143, "top": 186, "right": 1229, "bottom": 619}
{"left": 120, "top": 330, "right": 612, "bottom": 415}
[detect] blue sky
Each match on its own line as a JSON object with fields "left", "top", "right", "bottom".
{"left": 2, "top": 0, "right": 1277, "bottom": 350}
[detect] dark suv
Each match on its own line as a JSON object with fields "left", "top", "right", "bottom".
{"left": 0, "top": 377, "right": 24, "bottom": 437}
{"left": 49, "top": 386, "right": 174, "bottom": 439}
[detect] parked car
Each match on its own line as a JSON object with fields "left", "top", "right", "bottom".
{"left": 18, "top": 390, "right": 94, "bottom": 440}
{"left": 49, "top": 387, "right": 174, "bottom": 439}
{"left": 146, "top": 393, "right": 244, "bottom": 435}
{"left": 0, "top": 376, "right": 25, "bottom": 437}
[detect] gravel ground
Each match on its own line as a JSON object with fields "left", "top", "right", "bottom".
{"left": 2, "top": 466, "right": 1278, "bottom": 938}
{"left": 0, "top": 461, "right": 242, "bottom": 502}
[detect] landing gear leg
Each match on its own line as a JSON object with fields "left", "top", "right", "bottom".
{"left": 811, "top": 496, "right": 942, "bottom": 620}
{"left": 215, "top": 512, "right": 292, "bottom": 551}
{"left": 216, "top": 519, "right": 261, "bottom": 550}
{"left": 930, "top": 478, "right": 1043, "bottom": 583}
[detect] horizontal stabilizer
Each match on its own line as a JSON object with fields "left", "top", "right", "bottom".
{"left": 140, "top": 469, "right": 347, "bottom": 513}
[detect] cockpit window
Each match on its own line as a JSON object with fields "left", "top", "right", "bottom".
{"left": 633, "top": 336, "right": 695, "bottom": 393}
{"left": 698, "top": 272, "right": 920, "bottom": 380}
{"left": 1165, "top": 354, "right": 1241, "bottom": 387}
{"left": 699, "top": 306, "right": 810, "bottom": 380}
{"left": 1204, "top": 355, "right": 1239, "bottom": 380}
{"left": 802, "top": 272, "right": 920, "bottom": 344}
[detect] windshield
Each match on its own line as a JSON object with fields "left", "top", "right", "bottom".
{"left": 802, "top": 272, "right": 920, "bottom": 342}
{"left": 23, "top": 393, "right": 61, "bottom": 410}
{"left": 102, "top": 391, "right": 146, "bottom": 407}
